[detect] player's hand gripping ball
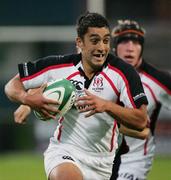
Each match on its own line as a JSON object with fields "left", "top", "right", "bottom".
{"left": 34, "top": 79, "right": 76, "bottom": 121}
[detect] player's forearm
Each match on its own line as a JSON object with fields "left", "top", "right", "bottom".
{"left": 4, "top": 74, "right": 27, "bottom": 104}
{"left": 105, "top": 102, "right": 147, "bottom": 131}
{"left": 119, "top": 125, "right": 150, "bottom": 139}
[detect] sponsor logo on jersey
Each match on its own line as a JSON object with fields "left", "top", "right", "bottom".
{"left": 62, "top": 155, "right": 74, "bottom": 161}
{"left": 119, "top": 172, "right": 139, "bottom": 180}
{"left": 92, "top": 77, "right": 104, "bottom": 92}
{"left": 133, "top": 93, "right": 146, "bottom": 101}
{"left": 70, "top": 80, "right": 83, "bottom": 90}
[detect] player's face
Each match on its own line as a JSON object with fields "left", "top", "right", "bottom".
{"left": 77, "top": 27, "right": 110, "bottom": 71}
{"left": 116, "top": 39, "right": 142, "bottom": 68}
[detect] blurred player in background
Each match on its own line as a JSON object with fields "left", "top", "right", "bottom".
{"left": 5, "top": 12, "right": 148, "bottom": 180}
{"left": 110, "top": 19, "right": 171, "bottom": 180}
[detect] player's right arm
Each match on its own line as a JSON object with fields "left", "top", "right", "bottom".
{"left": 5, "top": 54, "right": 80, "bottom": 119}
{"left": 4, "top": 74, "right": 59, "bottom": 119}
{"left": 13, "top": 87, "right": 58, "bottom": 124}
{"left": 5, "top": 74, "right": 28, "bottom": 103}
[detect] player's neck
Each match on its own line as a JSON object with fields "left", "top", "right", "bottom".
{"left": 81, "top": 61, "right": 96, "bottom": 79}
{"left": 135, "top": 57, "right": 143, "bottom": 71}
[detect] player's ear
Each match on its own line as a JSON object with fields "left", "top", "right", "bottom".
{"left": 76, "top": 37, "right": 83, "bottom": 50}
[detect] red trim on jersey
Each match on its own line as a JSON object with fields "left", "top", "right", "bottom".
{"left": 143, "top": 82, "right": 158, "bottom": 104}
{"left": 66, "top": 71, "right": 81, "bottom": 80}
{"left": 142, "top": 71, "right": 171, "bottom": 95}
{"left": 110, "top": 121, "right": 117, "bottom": 152}
{"left": 58, "top": 116, "right": 64, "bottom": 124}
{"left": 100, "top": 72, "right": 119, "bottom": 96}
{"left": 144, "top": 137, "right": 148, "bottom": 155}
{"left": 108, "top": 64, "right": 136, "bottom": 108}
{"left": 57, "top": 125, "right": 63, "bottom": 142}
{"left": 57, "top": 117, "right": 64, "bottom": 142}
{"left": 21, "top": 63, "right": 74, "bottom": 82}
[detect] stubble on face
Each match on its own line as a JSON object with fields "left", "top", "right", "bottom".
{"left": 78, "top": 27, "right": 111, "bottom": 77}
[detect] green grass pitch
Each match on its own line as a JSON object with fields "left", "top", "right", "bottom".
{"left": 0, "top": 153, "right": 170, "bottom": 180}
{"left": 147, "top": 155, "right": 171, "bottom": 180}
{"left": 0, "top": 153, "right": 46, "bottom": 180}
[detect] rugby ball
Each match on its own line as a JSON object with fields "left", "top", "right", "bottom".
{"left": 34, "top": 79, "right": 76, "bottom": 121}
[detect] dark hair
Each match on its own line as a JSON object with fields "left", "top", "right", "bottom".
{"left": 76, "top": 12, "right": 110, "bottom": 39}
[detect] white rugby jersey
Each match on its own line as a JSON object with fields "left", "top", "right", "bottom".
{"left": 18, "top": 53, "right": 148, "bottom": 156}
{"left": 119, "top": 60, "right": 171, "bottom": 177}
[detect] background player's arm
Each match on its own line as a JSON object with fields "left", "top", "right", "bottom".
{"left": 119, "top": 124, "right": 150, "bottom": 140}
{"left": 14, "top": 105, "right": 31, "bottom": 124}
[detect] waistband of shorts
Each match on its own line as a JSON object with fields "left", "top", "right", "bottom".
{"left": 50, "top": 138, "right": 116, "bottom": 158}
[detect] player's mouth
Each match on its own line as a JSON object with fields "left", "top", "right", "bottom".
{"left": 93, "top": 53, "right": 106, "bottom": 60}
{"left": 124, "top": 55, "right": 134, "bottom": 62}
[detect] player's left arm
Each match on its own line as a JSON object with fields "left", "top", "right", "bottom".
{"left": 76, "top": 89, "right": 148, "bottom": 131}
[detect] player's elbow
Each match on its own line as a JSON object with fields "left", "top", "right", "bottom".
{"left": 4, "top": 74, "right": 21, "bottom": 102}
{"left": 139, "top": 133, "right": 149, "bottom": 140}
{"left": 4, "top": 81, "right": 11, "bottom": 99}
{"left": 138, "top": 127, "right": 150, "bottom": 140}
{"left": 136, "top": 105, "right": 148, "bottom": 131}
{"left": 135, "top": 113, "right": 148, "bottom": 131}
{"left": 4, "top": 79, "right": 16, "bottom": 101}
{"left": 128, "top": 112, "right": 147, "bottom": 132}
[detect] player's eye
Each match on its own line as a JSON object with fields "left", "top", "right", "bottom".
{"left": 90, "top": 38, "right": 99, "bottom": 44}
{"left": 103, "top": 38, "right": 110, "bottom": 44}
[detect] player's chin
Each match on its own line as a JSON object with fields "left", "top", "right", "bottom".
{"left": 92, "top": 62, "right": 104, "bottom": 70}
{"left": 93, "top": 58, "right": 106, "bottom": 66}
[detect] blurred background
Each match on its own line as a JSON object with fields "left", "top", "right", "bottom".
{"left": 0, "top": 0, "right": 171, "bottom": 179}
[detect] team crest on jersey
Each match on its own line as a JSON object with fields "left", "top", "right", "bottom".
{"left": 92, "top": 77, "right": 104, "bottom": 92}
